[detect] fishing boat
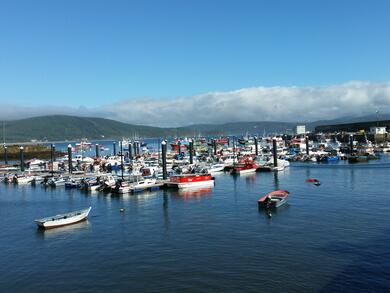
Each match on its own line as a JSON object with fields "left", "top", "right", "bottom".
{"left": 231, "top": 162, "right": 258, "bottom": 174}
{"left": 258, "top": 190, "right": 289, "bottom": 209}
{"left": 113, "top": 180, "right": 132, "bottom": 194}
{"left": 35, "top": 207, "right": 92, "bottom": 229}
{"left": 13, "top": 174, "right": 34, "bottom": 185}
{"left": 65, "top": 178, "right": 82, "bottom": 189}
{"left": 48, "top": 176, "right": 67, "bottom": 187}
{"left": 168, "top": 174, "right": 214, "bottom": 189}
{"left": 130, "top": 178, "right": 158, "bottom": 192}
{"left": 208, "top": 163, "right": 225, "bottom": 174}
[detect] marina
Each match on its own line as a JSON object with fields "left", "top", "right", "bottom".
{"left": 1, "top": 134, "right": 390, "bottom": 291}
{"left": 2, "top": 1, "right": 390, "bottom": 291}
{"left": 1, "top": 151, "right": 389, "bottom": 292}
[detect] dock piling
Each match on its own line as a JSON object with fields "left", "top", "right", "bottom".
{"left": 19, "top": 146, "right": 24, "bottom": 172}
{"left": 254, "top": 136, "right": 258, "bottom": 156}
{"left": 133, "top": 141, "right": 137, "bottom": 156}
{"left": 349, "top": 135, "right": 354, "bottom": 154}
{"left": 272, "top": 138, "right": 278, "bottom": 168}
{"left": 129, "top": 142, "right": 133, "bottom": 161}
{"left": 68, "top": 144, "right": 73, "bottom": 174}
{"left": 120, "top": 141, "right": 124, "bottom": 180}
{"left": 177, "top": 140, "right": 181, "bottom": 155}
{"left": 50, "top": 144, "right": 54, "bottom": 175}
{"left": 161, "top": 140, "right": 167, "bottom": 180}
{"left": 189, "top": 139, "right": 193, "bottom": 164}
{"left": 95, "top": 144, "right": 99, "bottom": 158}
{"left": 305, "top": 136, "right": 309, "bottom": 155}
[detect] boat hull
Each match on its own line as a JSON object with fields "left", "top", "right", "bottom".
{"left": 233, "top": 168, "right": 257, "bottom": 174}
{"left": 35, "top": 207, "right": 91, "bottom": 229}
{"left": 168, "top": 180, "right": 215, "bottom": 189}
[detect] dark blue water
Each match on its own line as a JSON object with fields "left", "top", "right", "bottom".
{"left": 1, "top": 156, "right": 390, "bottom": 292}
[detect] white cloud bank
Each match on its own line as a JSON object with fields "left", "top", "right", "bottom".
{"left": 1, "top": 81, "right": 390, "bottom": 126}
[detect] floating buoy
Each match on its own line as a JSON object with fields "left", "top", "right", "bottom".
{"left": 120, "top": 208, "right": 125, "bottom": 212}
{"left": 267, "top": 211, "right": 272, "bottom": 218}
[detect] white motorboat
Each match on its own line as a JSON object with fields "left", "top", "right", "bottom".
{"left": 14, "top": 175, "right": 35, "bottom": 185}
{"left": 208, "top": 163, "right": 225, "bottom": 174}
{"left": 35, "top": 207, "right": 92, "bottom": 229}
{"left": 130, "top": 178, "right": 157, "bottom": 192}
{"left": 49, "top": 177, "right": 67, "bottom": 187}
{"left": 113, "top": 181, "right": 132, "bottom": 194}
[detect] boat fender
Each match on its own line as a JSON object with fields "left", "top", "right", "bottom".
{"left": 267, "top": 211, "right": 272, "bottom": 218}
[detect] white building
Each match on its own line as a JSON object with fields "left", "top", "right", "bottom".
{"left": 369, "top": 126, "right": 387, "bottom": 135}
{"left": 295, "top": 125, "right": 306, "bottom": 135}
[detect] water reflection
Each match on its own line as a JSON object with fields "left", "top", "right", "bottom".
{"left": 244, "top": 173, "right": 257, "bottom": 184}
{"left": 258, "top": 203, "right": 290, "bottom": 220}
{"left": 170, "top": 187, "right": 213, "bottom": 200}
{"left": 273, "top": 172, "right": 280, "bottom": 190}
{"left": 162, "top": 191, "right": 170, "bottom": 233}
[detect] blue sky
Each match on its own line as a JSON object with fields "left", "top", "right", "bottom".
{"left": 0, "top": 0, "right": 389, "bottom": 106}
{"left": 0, "top": 0, "right": 390, "bottom": 125}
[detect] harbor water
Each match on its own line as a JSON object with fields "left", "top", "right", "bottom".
{"left": 1, "top": 156, "right": 390, "bottom": 292}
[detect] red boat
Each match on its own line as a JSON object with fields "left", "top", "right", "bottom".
{"left": 168, "top": 174, "right": 214, "bottom": 189}
{"left": 170, "top": 142, "right": 189, "bottom": 151}
{"left": 306, "top": 178, "right": 321, "bottom": 186}
{"left": 258, "top": 190, "right": 289, "bottom": 209}
{"left": 231, "top": 163, "right": 258, "bottom": 174}
{"left": 215, "top": 138, "right": 229, "bottom": 145}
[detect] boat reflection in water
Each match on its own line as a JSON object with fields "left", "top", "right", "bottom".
{"left": 171, "top": 187, "right": 213, "bottom": 200}
{"left": 36, "top": 220, "right": 90, "bottom": 239}
{"left": 242, "top": 173, "right": 257, "bottom": 183}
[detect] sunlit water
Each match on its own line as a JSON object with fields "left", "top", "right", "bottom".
{"left": 1, "top": 156, "right": 390, "bottom": 292}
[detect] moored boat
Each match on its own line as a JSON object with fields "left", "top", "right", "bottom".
{"left": 231, "top": 163, "right": 258, "bottom": 174}
{"left": 130, "top": 178, "right": 158, "bottom": 192}
{"left": 35, "top": 207, "right": 92, "bottom": 229}
{"left": 168, "top": 174, "right": 214, "bottom": 189}
{"left": 258, "top": 190, "right": 289, "bottom": 209}
{"left": 208, "top": 163, "right": 225, "bottom": 174}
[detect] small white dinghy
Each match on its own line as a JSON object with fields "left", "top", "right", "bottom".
{"left": 35, "top": 207, "right": 92, "bottom": 229}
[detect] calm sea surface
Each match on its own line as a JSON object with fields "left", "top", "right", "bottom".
{"left": 1, "top": 155, "right": 390, "bottom": 292}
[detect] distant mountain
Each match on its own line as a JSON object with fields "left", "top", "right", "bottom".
{"left": 1, "top": 115, "right": 175, "bottom": 142}
{"left": 307, "top": 113, "right": 390, "bottom": 129}
{"left": 1, "top": 114, "right": 389, "bottom": 142}
{"left": 178, "top": 121, "right": 297, "bottom": 136}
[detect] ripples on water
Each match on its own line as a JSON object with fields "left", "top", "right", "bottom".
{"left": 1, "top": 156, "right": 390, "bottom": 292}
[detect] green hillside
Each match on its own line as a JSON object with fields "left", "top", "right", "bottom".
{"left": 1, "top": 115, "right": 175, "bottom": 142}
{"left": 2, "top": 114, "right": 378, "bottom": 142}
{"left": 1, "top": 115, "right": 304, "bottom": 142}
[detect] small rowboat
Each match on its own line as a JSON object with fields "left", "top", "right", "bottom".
{"left": 258, "top": 190, "right": 289, "bottom": 209}
{"left": 35, "top": 207, "right": 92, "bottom": 229}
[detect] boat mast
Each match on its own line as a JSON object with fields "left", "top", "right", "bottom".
{"left": 2, "top": 121, "right": 5, "bottom": 145}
